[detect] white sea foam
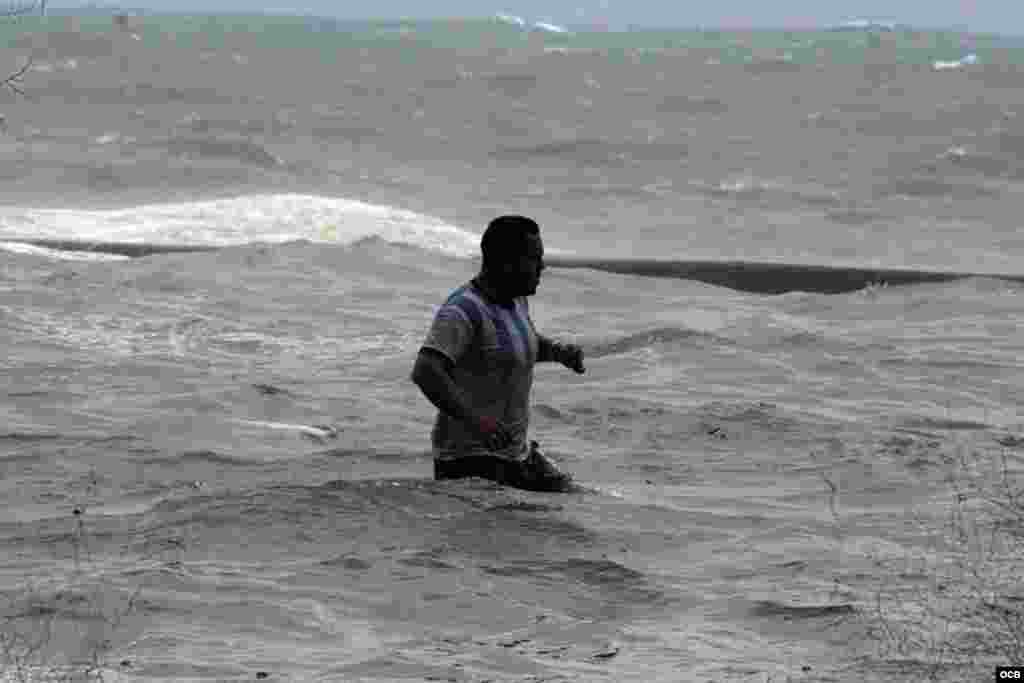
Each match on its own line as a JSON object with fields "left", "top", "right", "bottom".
{"left": 0, "top": 194, "right": 491, "bottom": 258}
{"left": 534, "top": 21, "right": 569, "bottom": 34}
{"left": 827, "top": 19, "right": 898, "bottom": 31}
{"left": 933, "top": 54, "right": 979, "bottom": 71}
{"left": 0, "top": 241, "right": 129, "bottom": 261}
{"left": 496, "top": 13, "right": 526, "bottom": 27}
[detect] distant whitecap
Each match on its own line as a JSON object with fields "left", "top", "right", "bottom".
{"left": 932, "top": 54, "right": 979, "bottom": 71}
{"left": 534, "top": 21, "right": 569, "bottom": 34}
{"left": 495, "top": 13, "right": 526, "bottom": 27}
{"left": 827, "top": 19, "right": 897, "bottom": 31}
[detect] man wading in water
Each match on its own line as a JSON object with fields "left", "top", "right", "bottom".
{"left": 411, "top": 215, "right": 585, "bottom": 491}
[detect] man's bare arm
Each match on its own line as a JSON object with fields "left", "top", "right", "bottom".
{"left": 411, "top": 349, "right": 477, "bottom": 425}
{"left": 410, "top": 348, "right": 515, "bottom": 449}
{"left": 536, "top": 334, "right": 585, "bottom": 373}
{"left": 536, "top": 334, "right": 560, "bottom": 363}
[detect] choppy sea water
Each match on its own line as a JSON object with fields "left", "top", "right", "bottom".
{"left": 0, "top": 14, "right": 1022, "bottom": 682}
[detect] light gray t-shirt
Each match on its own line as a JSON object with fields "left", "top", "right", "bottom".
{"left": 420, "top": 279, "right": 538, "bottom": 462}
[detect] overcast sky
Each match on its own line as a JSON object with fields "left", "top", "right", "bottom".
{"left": 61, "top": 1, "right": 1024, "bottom": 34}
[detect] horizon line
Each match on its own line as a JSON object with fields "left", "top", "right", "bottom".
{"left": 35, "top": 6, "right": 1023, "bottom": 37}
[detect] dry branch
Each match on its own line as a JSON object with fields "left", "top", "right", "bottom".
{"left": 3, "top": 1, "right": 41, "bottom": 98}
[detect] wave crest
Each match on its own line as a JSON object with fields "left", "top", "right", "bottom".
{"left": 0, "top": 194, "right": 483, "bottom": 258}
{"left": 493, "top": 138, "right": 689, "bottom": 166}
{"left": 588, "top": 326, "right": 719, "bottom": 358}
{"left": 159, "top": 136, "right": 281, "bottom": 168}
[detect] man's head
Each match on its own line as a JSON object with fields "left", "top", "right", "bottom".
{"left": 480, "top": 215, "right": 545, "bottom": 298}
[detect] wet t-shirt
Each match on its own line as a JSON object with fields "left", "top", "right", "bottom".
{"left": 420, "top": 280, "right": 538, "bottom": 462}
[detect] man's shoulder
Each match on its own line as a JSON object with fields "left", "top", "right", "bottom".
{"left": 434, "top": 281, "right": 488, "bottom": 326}
{"left": 442, "top": 280, "right": 478, "bottom": 305}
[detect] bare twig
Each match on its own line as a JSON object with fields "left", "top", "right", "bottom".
{"left": 821, "top": 471, "right": 840, "bottom": 522}
{"left": 3, "top": 1, "right": 40, "bottom": 98}
{"left": 2, "top": 57, "right": 31, "bottom": 97}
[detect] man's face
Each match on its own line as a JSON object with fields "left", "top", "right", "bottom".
{"left": 501, "top": 234, "right": 545, "bottom": 297}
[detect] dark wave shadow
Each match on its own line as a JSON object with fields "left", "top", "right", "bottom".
{"left": 157, "top": 136, "right": 282, "bottom": 169}
{"left": 750, "top": 599, "right": 856, "bottom": 620}
{"left": 545, "top": 257, "right": 1024, "bottom": 295}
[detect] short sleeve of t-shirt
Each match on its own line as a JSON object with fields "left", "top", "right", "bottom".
{"left": 421, "top": 299, "right": 476, "bottom": 365}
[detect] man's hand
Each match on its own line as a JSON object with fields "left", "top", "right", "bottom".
{"left": 555, "top": 343, "right": 586, "bottom": 374}
{"left": 475, "top": 415, "right": 515, "bottom": 451}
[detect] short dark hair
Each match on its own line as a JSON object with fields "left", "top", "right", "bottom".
{"left": 481, "top": 215, "right": 540, "bottom": 270}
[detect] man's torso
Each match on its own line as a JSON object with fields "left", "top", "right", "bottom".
{"left": 420, "top": 280, "right": 538, "bottom": 461}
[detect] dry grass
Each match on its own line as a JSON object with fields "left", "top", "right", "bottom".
{"left": 859, "top": 440, "right": 1024, "bottom": 681}
{"left": 0, "top": 465, "right": 169, "bottom": 682}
